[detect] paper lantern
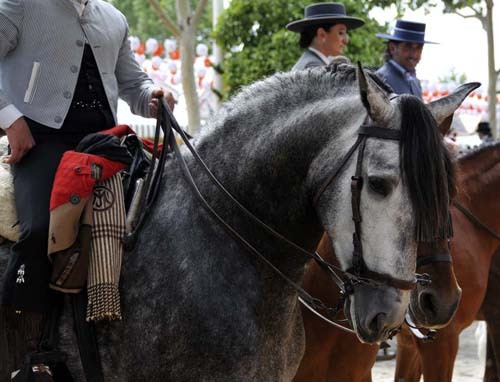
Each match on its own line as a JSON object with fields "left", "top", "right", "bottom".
{"left": 151, "top": 56, "right": 163, "bottom": 70}
{"left": 136, "top": 43, "right": 145, "bottom": 55}
{"left": 167, "top": 61, "right": 177, "bottom": 74}
{"left": 196, "top": 43, "right": 208, "bottom": 57}
{"left": 145, "top": 38, "right": 159, "bottom": 55}
{"left": 129, "top": 36, "right": 141, "bottom": 51}
{"left": 169, "top": 49, "right": 180, "bottom": 60}
{"left": 164, "top": 39, "right": 177, "bottom": 52}
{"left": 134, "top": 53, "right": 146, "bottom": 66}
{"left": 153, "top": 45, "right": 164, "bottom": 57}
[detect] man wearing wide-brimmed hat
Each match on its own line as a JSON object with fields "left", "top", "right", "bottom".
{"left": 376, "top": 20, "right": 437, "bottom": 98}
{"left": 476, "top": 121, "right": 494, "bottom": 144}
{"left": 287, "top": 2, "right": 364, "bottom": 71}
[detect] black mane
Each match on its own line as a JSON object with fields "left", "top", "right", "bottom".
{"left": 399, "top": 95, "right": 456, "bottom": 241}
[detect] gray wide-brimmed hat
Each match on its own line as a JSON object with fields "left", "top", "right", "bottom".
{"left": 286, "top": 2, "right": 365, "bottom": 33}
{"left": 376, "top": 19, "right": 437, "bottom": 44}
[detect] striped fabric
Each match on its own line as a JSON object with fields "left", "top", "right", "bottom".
{"left": 87, "top": 173, "right": 126, "bottom": 321}
{"left": 0, "top": 0, "right": 155, "bottom": 129}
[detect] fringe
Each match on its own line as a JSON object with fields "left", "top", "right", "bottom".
{"left": 86, "top": 284, "right": 122, "bottom": 322}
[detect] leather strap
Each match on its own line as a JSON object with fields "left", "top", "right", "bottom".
{"left": 453, "top": 200, "right": 500, "bottom": 241}
{"left": 70, "top": 292, "right": 104, "bottom": 382}
{"left": 417, "top": 253, "right": 452, "bottom": 268}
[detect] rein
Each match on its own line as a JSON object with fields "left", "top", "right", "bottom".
{"left": 453, "top": 200, "right": 500, "bottom": 241}
{"left": 153, "top": 99, "right": 430, "bottom": 334}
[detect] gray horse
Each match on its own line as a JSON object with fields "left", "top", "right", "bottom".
{"left": 0, "top": 62, "right": 476, "bottom": 381}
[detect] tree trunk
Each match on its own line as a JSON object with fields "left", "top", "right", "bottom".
{"left": 485, "top": 0, "right": 497, "bottom": 139}
{"left": 177, "top": 0, "right": 201, "bottom": 135}
{"left": 212, "top": 0, "right": 224, "bottom": 109}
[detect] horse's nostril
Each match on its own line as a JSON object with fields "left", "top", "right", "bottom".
{"left": 420, "top": 292, "right": 437, "bottom": 316}
{"left": 368, "top": 313, "right": 387, "bottom": 334}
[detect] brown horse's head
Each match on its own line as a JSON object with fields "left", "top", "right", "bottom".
{"left": 408, "top": 239, "right": 462, "bottom": 329}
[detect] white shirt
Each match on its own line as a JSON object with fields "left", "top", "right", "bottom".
{"left": 308, "top": 47, "right": 332, "bottom": 66}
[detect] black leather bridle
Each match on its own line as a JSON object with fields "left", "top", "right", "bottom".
{"left": 143, "top": 99, "right": 433, "bottom": 335}
{"left": 313, "top": 125, "right": 423, "bottom": 292}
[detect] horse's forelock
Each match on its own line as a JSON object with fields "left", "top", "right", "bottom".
{"left": 399, "top": 95, "right": 456, "bottom": 242}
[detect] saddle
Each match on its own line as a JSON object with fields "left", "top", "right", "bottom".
{"left": 10, "top": 129, "right": 153, "bottom": 382}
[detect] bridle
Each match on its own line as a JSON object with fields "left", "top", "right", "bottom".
{"left": 314, "top": 124, "right": 421, "bottom": 292}
{"left": 135, "top": 99, "right": 433, "bottom": 335}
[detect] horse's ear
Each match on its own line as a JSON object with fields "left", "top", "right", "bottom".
{"left": 356, "top": 61, "right": 395, "bottom": 126}
{"left": 426, "top": 82, "right": 481, "bottom": 135}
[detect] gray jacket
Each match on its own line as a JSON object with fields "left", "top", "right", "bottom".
{"left": 0, "top": 0, "right": 155, "bottom": 129}
{"left": 376, "top": 61, "right": 422, "bottom": 98}
{"left": 292, "top": 49, "right": 326, "bottom": 71}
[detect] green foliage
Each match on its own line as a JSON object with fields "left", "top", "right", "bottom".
{"left": 215, "top": 0, "right": 388, "bottom": 95}
{"left": 110, "top": 0, "right": 213, "bottom": 42}
{"left": 439, "top": 68, "right": 468, "bottom": 83}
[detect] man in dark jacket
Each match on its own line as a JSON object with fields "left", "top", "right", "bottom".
{"left": 375, "top": 20, "right": 437, "bottom": 98}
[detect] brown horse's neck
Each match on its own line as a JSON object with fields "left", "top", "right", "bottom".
{"left": 456, "top": 143, "right": 500, "bottom": 249}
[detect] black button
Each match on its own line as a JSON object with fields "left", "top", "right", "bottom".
{"left": 76, "top": 40, "right": 84, "bottom": 47}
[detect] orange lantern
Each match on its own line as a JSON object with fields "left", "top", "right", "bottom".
{"left": 136, "top": 42, "right": 145, "bottom": 55}
{"left": 153, "top": 45, "right": 164, "bottom": 57}
{"left": 169, "top": 49, "right": 180, "bottom": 60}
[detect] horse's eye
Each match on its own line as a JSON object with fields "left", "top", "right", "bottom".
{"left": 368, "top": 176, "right": 391, "bottom": 197}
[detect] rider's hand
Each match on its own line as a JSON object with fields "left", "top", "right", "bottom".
{"left": 3, "top": 117, "right": 35, "bottom": 164}
{"left": 150, "top": 88, "right": 176, "bottom": 117}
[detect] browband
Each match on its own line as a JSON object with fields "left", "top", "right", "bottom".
{"left": 358, "top": 125, "right": 401, "bottom": 141}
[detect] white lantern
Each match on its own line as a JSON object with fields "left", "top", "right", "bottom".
{"left": 145, "top": 38, "right": 159, "bottom": 55}
{"left": 196, "top": 43, "right": 208, "bottom": 57}
{"left": 151, "top": 56, "right": 163, "bottom": 70}
{"left": 164, "top": 39, "right": 177, "bottom": 52}
{"left": 129, "top": 36, "right": 141, "bottom": 51}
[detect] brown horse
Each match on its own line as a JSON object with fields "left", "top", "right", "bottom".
{"left": 294, "top": 235, "right": 461, "bottom": 382}
{"left": 294, "top": 141, "right": 500, "bottom": 382}
{"left": 394, "top": 141, "right": 500, "bottom": 382}
{"left": 480, "top": 247, "right": 500, "bottom": 381}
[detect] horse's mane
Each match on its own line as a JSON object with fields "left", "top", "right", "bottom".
{"left": 199, "top": 62, "right": 390, "bottom": 143}
{"left": 399, "top": 95, "right": 455, "bottom": 241}
{"left": 457, "top": 141, "right": 500, "bottom": 197}
{"left": 225, "top": 61, "right": 391, "bottom": 118}
{"left": 200, "top": 64, "right": 454, "bottom": 241}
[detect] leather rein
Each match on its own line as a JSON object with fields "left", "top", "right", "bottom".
{"left": 143, "top": 99, "right": 434, "bottom": 334}
{"left": 453, "top": 200, "right": 500, "bottom": 241}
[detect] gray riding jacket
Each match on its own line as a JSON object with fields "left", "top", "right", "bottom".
{"left": 292, "top": 49, "right": 327, "bottom": 71}
{"left": 0, "top": 0, "right": 155, "bottom": 129}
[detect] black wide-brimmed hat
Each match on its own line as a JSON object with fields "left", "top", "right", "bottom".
{"left": 286, "top": 3, "right": 365, "bottom": 33}
{"left": 376, "top": 19, "right": 437, "bottom": 44}
{"left": 477, "top": 121, "right": 491, "bottom": 134}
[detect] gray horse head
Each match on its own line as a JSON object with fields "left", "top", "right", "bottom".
{"left": 308, "top": 63, "right": 477, "bottom": 343}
